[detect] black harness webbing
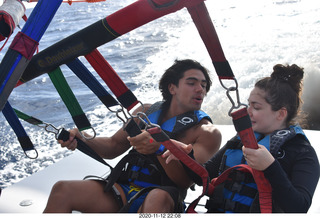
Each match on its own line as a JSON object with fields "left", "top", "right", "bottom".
{"left": 12, "top": 107, "right": 110, "bottom": 167}
{"left": 57, "top": 128, "right": 111, "bottom": 168}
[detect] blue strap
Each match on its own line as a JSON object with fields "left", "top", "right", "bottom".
{"left": 21, "top": 0, "right": 63, "bottom": 41}
{"left": 67, "top": 58, "right": 119, "bottom": 108}
{"left": 0, "top": 0, "right": 63, "bottom": 110}
{"left": 2, "top": 101, "right": 36, "bottom": 158}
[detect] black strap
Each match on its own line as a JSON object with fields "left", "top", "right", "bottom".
{"left": 57, "top": 128, "right": 111, "bottom": 168}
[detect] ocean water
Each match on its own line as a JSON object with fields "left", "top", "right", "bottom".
{"left": 1, "top": 0, "right": 320, "bottom": 189}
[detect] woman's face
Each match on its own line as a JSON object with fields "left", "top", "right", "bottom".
{"left": 247, "top": 87, "right": 285, "bottom": 135}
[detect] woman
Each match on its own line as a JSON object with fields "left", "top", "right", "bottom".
{"left": 163, "top": 64, "right": 320, "bottom": 213}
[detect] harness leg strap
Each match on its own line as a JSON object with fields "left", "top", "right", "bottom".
{"left": 111, "top": 185, "right": 124, "bottom": 209}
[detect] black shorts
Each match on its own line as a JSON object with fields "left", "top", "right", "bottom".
{"left": 118, "top": 184, "right": 187, "bottom": 213}
{"left": 155, "top": 185, "right": 187, "bottom": 212}
{"left": 85, "top": 176, "right": 186, "bottom": 212}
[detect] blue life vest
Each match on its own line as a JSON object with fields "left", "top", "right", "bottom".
{"left": 208, "top": 125, "right": 308, "bottom": 213}
{"left": 118, "top": 101, "right": 212, "bottom": 188}
{"left": 146, "top": 101, "right": 212, "bottom": 138}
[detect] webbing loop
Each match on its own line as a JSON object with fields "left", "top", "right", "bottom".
{"left": 2, "top": 101, "right": 38, "bottom": 159}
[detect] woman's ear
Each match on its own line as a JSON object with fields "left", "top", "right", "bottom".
{"left": 278, "top": 107, "right": 288, "bottom": 121}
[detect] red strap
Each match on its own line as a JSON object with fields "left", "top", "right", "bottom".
{"left": 0, "top": 36, "right": 9, "bottom": 52}
{"left": 231, "top": 108, "right": 272, "bottom": 213}
{"left": 22, "top": 14, "right": 28, "bottom": 22}
{"left": 187, "top": 2, "right": 234, "bottom": 80}
{"left": 106, "top": 0, "right": 205, "bottom": 36}
{"left": 147, "top": 126, "right": 212, "bottom": 208}
{"left": 231, "top": 107, "right": 259, "bottom": 149}
{"left": 85, "top": 49, "right": 139, "bottom": 111}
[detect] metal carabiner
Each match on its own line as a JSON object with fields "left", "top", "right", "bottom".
{"left": 79, "top": 127, "right": 96, "bottom": 140}
{"left": 112, "top": 101, "right": 145, "bottom": 128}
{"left": 135, "top": 111, "right": 161, "bottom": 130}
{"left": 107, "top": 104, "right": 132, "bottom": 126}
{"left": 219, "top": 77, "right": 247, "bottom": 116}
{"left": 37, "top": 122, "right": 63, "bottom": 140}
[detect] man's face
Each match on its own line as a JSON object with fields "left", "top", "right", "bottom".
{"left": 169, "top": 69, "right": 207, "bottom": 113}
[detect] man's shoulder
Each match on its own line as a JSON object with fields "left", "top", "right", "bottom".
{"left": 190, "top": 119, "right": 221, "bottom": 139}
{"left": 132, "top": 103, "right": 153, "bottom": 114}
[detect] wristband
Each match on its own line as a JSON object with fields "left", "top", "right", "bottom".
{"left": 155, "top": 144, "right": 166, "bottom": 156}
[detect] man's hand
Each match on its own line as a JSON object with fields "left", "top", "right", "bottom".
{"left": 127, "top": 130, "right": 161, "bottom": 154}
{"left": 57, "top": 128, "right": 79, "bottom": 151}
{"left": 162, "top": 141, "right": 193, "bottom": 164}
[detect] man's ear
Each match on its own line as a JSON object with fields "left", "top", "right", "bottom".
{"left": 168, "top": 83, "right": 176, "bottom": 95}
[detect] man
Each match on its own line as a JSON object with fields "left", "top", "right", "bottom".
{"left": 43, "top": 59, "right": 221, "bottom": 213}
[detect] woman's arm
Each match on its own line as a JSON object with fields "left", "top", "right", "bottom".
{"left": 264, "top": 137, "right": 320, "bottom": 212}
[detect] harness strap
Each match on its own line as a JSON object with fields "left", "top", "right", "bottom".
{"left": 67, "top": 58, "right": 119, "bottom": 108}
{"left": 0, "top": 0, "right": 63, "bottom": 111}
{"left": 2, "top": 101, "right": 37, "bottom": 158}
{"left": 146, "top": 126, "right": 211, "bottom": 213}
{"left": 57, "top": 128, "right": 111, "bottom": 168}
{"left": 187, "top": 2, "right": 234, "bottom": 80}
{"left": 231, "top": 107, "right": 272, "bottom": 213}
{"left": 12, "top": 104, "right": 110, "bottom": 166}
{"left": 104, "top": 152, "right": 146, "bottom": 192}
{"left": 13, "top": 107, "right": 43, "bottom": 126}
{"left": 48, "top": 67, "right": 92, "bottom": 132}
{"left": 85, "top": 49, "right": 139, "bottom": 111}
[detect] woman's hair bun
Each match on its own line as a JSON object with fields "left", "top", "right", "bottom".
{"left": 271, "top": 64, "right": 304, "bottom": 93}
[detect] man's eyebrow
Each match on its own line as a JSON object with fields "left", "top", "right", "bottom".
{"left": 186, "top": 77, "right": 207, "bottom": 83}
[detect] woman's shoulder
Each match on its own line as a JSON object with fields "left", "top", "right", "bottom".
{"left": 283, "top": 134, "right": 317, "bottom": 156}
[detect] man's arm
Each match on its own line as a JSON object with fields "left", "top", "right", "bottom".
{"left": 129, "top": 119, "right": 221, "bottom": 188}
{"left": 58, "top": 105, "right": 149, "bottom": 159}
{"left": 192, "top": 120, "right": 221, "bottom": 164}
{"left": 59, "top": 127, "right": 131, "bottom": 159}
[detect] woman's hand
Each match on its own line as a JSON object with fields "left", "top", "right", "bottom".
{"left": 242, "top": 144, "right": 275, "bottom": 171}
{"left": 162, "top": 141, "right": 193, "bottom": 164}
